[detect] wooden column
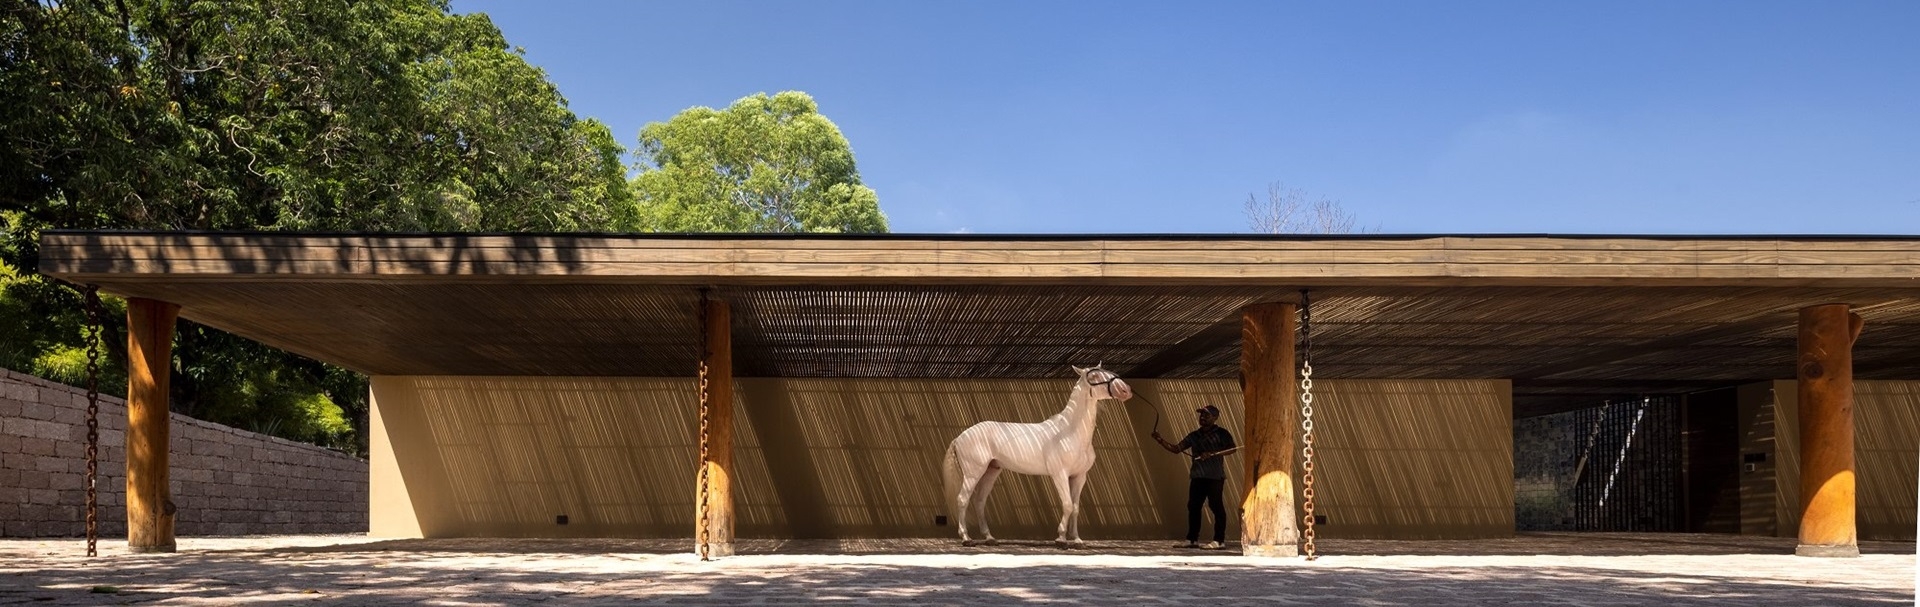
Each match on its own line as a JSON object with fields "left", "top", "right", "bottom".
{"left": 126, "top": 298, "right": 179, "bottom": 553}
{"left": 1240, "top": 302, "right": 1298, "bottom": 557}
{"left": 1796, "top": 303, "right": 1863, "bottom": 558}
{"left": 694, "top": 298, "right": 735, "bottom": 557}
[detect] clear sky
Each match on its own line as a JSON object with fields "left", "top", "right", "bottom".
{"left": 453, "top": 1, "right": 1918, "bottom": 235}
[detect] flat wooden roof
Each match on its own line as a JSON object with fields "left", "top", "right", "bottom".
{"left": 39, "top": 232, "right": 1920, "bottom": 416}
{"left": 39, "top": 232, "right": 1920, "bottom": 287}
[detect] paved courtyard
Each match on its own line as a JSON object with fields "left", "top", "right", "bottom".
{"left": 2, "top": 533, "right": 1913, "bottom": 605}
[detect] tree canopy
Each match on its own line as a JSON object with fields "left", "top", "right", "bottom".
{"left": 632, "top": 92, "right": 887, "bottom": 233}
{"left": 0, "top": 0, "right": 636, "bottom": 453}
{"left": 1, "top": 2, "right": 893, "bottom": 454}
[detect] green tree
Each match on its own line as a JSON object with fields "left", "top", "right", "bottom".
{"left": 0, "top": 0, "right": 634, "bottom": 454}
{"left": 632, "top": 91, "right": 887, "bottom": 233}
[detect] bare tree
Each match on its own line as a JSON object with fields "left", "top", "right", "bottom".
{"left": 1244, "top": 182, "right": 1359, "bottom": 234}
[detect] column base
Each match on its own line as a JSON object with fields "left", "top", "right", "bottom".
{"left": 1794, "top": 544, "right": 1859, "bottom": 558}
{"left": 127, "top": 543, "right": 176, "bottom": 554}
{"left": 693, "top": 542, "right": 735, "bottom": 558}
{"left": 1242, "top": 543, "right": 1298, "bottom": 558}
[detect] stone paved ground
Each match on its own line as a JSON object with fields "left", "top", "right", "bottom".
{"left": 1, "top": 533, "right": 1912, "bottom": 605}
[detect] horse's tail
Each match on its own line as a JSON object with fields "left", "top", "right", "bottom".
{"left": 941, "top": 441, "right": 961, "bottom": 530}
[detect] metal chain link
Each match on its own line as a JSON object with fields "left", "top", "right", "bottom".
{"left": 1299, "top": 289, "right": 1318, "bottom": 560}
{"left": 83, "top": 286, "right": 102, "bottom": 558}
{"left": 695, "top": 289, "right": 712, "bottom": 561}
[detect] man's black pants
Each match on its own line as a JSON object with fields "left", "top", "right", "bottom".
{"left": 1186, "top": 477, "right": 1227, "bottom": 543}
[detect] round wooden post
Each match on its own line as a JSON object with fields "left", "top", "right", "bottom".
{"left": 126, "top": 298, "right": 179, "bottom": 553}
{"left": 695, "top": 298, "right": 735, "bottom": 557}
{"left": 1796, "top": 303, "right": 1863, "bottom": 558}
{"left": 1240, "top": 302, "right": 1298, "bottom": 557}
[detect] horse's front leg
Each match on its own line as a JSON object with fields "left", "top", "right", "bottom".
{"left": 1050, "top": 472, "right": 1074, "bottom": 548}
{"left": 1067, "top": 473, "right": 1088, "bottom": 546}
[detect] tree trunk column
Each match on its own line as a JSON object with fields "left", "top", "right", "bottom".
{"left": 1240, "top": 302, "right": 1298, "bottom": 557}
{"left": 694, "top": 298, "right": 735, "bottom": 557}
{"left": 1796, "top": 303, "right": 1863, "bottom": 558}
{"left": 126, "top": 298, "right": 179, "bottom": 553}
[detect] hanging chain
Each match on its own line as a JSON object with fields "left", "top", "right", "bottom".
{"left": 1298, "top": 289, "right": 1318, "bottom": 560}
{"left": 82, "top": 286, "right": 103, "bottom": 558}
{"left": 695, "top": 289, "right": 712, "bottom": 561}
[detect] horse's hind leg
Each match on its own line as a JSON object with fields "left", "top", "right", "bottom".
{"left": 1049, "top": 472, "right": 1074, "bottom": 548}
{"left": 956, "top": 472, "right": 980, "bottom": 546}
{"left": 971, "top": 466, "right": 1003, "bottom": 545}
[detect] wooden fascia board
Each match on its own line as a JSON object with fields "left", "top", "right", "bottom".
{"left": 37, "top": 232, "right": 1920, "bottom": 289}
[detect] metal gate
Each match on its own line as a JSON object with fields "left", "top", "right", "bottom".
{"left": 1563, "top": 396, "right": 1683, "bottom": 532}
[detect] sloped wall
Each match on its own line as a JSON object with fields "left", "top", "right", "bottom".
{"left": 1, "top": 368, "right": 367, "bottom": 537}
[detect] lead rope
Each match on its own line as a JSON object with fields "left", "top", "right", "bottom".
{"left": 1299, "top": 289, "right": 1318, "bottom": 560}
{"left": 83, "top": 286, "right": 102, "bottom": 558}
{"left": 695, "top": 289, "right": 712, "bottom": 561}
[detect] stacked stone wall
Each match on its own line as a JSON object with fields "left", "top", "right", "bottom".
{"left": 1, "top": 368, "right": 367, "bottom": 537}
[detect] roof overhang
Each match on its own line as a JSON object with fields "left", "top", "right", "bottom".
{"left": 39, "top": 232, "right": 1920, "bottom": 417}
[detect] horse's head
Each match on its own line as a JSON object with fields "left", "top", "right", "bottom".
{"left": 1073, "top": 365, "right": 1133, "bottom": 402}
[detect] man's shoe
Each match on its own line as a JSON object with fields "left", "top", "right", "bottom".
{"left": 1173, "top": 541, "right": 1198, "bottom": 549}
{"left": 1202, "top": 541, "right": 1225, "bottom": 550}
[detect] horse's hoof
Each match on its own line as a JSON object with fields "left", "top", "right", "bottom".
{"left": 1070, "top": 540, "right": 1087, "bottom": 549}
{"left": 1055, "top": 540, "right": 1070, "bottom": 549}
{"left": 982, "top": 538, "right": 999, "bottom": 546}
{"left": 962, "top": 539, "right": 978, "bottom": 547}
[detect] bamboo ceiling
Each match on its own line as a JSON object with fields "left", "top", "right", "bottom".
{"left": 39, "top": 232, "right": 1920, "bottom": 417}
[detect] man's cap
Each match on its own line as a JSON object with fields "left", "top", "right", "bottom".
{"left": 1195, "top": 404, "right": 1220, "bottom": 416}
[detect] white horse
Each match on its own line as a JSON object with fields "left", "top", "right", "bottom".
{"left": 941, "top": 365, "right": 1134, "bottom": 548}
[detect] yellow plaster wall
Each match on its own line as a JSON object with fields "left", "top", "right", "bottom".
{"left": 369, "top": 377, "right": 1513, "bottom": 540}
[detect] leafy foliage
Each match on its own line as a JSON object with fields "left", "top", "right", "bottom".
{"left": 633, "top": 92, "right": 887, "bottom": 233}
{"left": 0, "top": 0, "right": 633, "bottom": 454}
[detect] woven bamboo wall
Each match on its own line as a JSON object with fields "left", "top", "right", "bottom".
{"left": 369, "top": 377, "right": 1513, "bottom": 540}
{"left": 1764, "top": 380, "right": 1920, "bottom": 541}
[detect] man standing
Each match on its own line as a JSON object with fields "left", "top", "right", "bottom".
{"left": 1152, "top": 404, "right": 1236, "bottom": 549}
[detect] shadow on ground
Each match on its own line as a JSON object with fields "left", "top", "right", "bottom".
{"left": 1, "top": 533, "right": 1911, "bottom": 606}
{"left": 241, "top": 531, "right": 1916, "bottom": 557}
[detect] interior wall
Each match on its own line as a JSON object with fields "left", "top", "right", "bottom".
{"left": 1750, "top": 380, "right": 1918, "bottom": 541}
{"left": 370, "top": 377, "right": 1513, "bottom": 541}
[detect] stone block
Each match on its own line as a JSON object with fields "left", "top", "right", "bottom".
{"left": 54, "top": 441, "right": 81, "bottom": 459}
{"left": 17, "top": 470, "right": 48, "bottom": 489}
{"left": 28, "top": 488, "right": 57, "bottom": 504}
{"left": 34, "top": 455, "right": 66, "bottom": 473}
{"left": 52, "top": 405, "right": 84, "bottom": 426}
{"left": 0, "top": 381, "right": 35, "bottom": 403}
{"left": 21, "top": 402, "right": 55, "bottom": 421}
{"left": 0, "top": 397, "right": 23, "bottom": 419}
{"left": 21, "top": 437, "right": 55, "bottom": 457}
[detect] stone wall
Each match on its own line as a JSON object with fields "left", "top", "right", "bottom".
{"left": 1, "top": 368, "right": 367, "bottom": 537}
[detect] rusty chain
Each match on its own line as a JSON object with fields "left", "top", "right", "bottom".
{"left": 83, "top": 286, "right": 102, "bottom": 558}
{"left": 695, "top": 289, "right": 712, "bottom": 561}
{"left": 1299, "top": 289, "right": 1318, "bottom": 560}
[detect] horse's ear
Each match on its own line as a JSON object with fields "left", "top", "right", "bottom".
{"left": 1071, "top": 365, "right": 1088, "bottom": 376}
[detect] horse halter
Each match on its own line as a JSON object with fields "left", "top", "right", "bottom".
{"left": 1084, "top": 366, "right": 1124, "bottom": 397}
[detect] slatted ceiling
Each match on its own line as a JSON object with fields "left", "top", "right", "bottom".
{"left": 36, "top": 233, "right": 1920, "bottom": 414}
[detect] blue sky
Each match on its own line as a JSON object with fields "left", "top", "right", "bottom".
{"left": 455, "top": 1, "right": 1918, "bottom": 234}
